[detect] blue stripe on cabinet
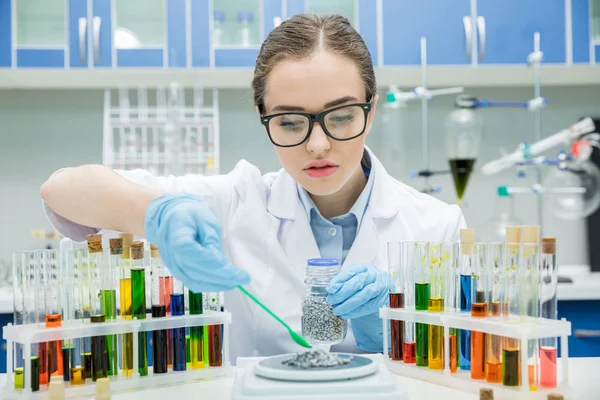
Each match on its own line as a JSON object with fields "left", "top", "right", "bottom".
{"left": 17, "top": 49, "right": 65, "bottom": 68}
{"left": 572, "top": 0, "right": 590, "bottom": 63}
{"left": 382, "top": 0, "right": 470, "bottom": 66}
{"left": 117, "top": 49, "right": 164, "bottom": 67}
{"left": 191, "top": 0, "right": 210, "bottom": 67}
{"left": 92, "top": 0, "right": 112, "bottom": 67}
{"left": 69, "top": 0, "right": 88, "bottom": 68}
{"left": 168, "top": 0, "right": 187, "bottom": 67}
{"left": 287, "top": 0, "right": 305, "bottom": 17}
{"left": 596, "top": 45, "right": 600, "bottom": 63}
{"left": 358, "top": 0, "right": 378, "bottom": 67}
{"left": 477, "top": 0, "right": 566, "bottom": 64}
{"left": 263, "top": 0, "right": 282, "bottom": 40}
{"left": 0, "top": 0, "right": 11, "bottom": 67}
{"left": 215, "top": 48, "right": 259, "bottom": 67}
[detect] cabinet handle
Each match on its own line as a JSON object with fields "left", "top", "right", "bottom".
{"left": 78, "top": 17, "right": 87, "bottom": 63}
{"left": 477, "top": 16, "right": 486, "bottom": 61}
{"left": 574, "top": 329, "right": 600, "bottom": 338}
{"left": 463, "top": 16, "right": 472, "bottom": 60}
{"left": 93, "top": 16, "right": 102, "bottom": 63}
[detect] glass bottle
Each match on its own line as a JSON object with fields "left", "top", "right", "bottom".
{"left": 237, "top": 11, "right": 253, "bottom": 47}
{"left": 213, "top": 10, "right": 225, "bottom": 47}
{"left": 301, "top": 258, "right": 347, "bottom": 346}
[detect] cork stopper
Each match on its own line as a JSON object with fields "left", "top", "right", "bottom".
{"left": 547, "top": 394, "right": 564, "bottom": 400}
{"left": 150, "top": 244, "right": 159, "bottom": 258}
{"left": 479, "top": 388, "right": 493, "bottom": 400}
{"left": 131, "top": 240, "right": 144, "bottom": 260}
{"left": 95, "top": 377, "right": 112, "bottom": 400}
{"left": 460, "top": 228, "right": 475, "bottom": 254}
{"left": 119, "top": 233, "right": 133, "bottom": 259}
{"left": 506, "top": 226, "right": 522, "bottom": 254}
{"left": 542, "top": 237, "right": 557, "bottom": 254}
{"left": 86, "top": 234, "right": 102, "bottom": 253}
{"left": 523, "top": 225, "right": 540, "bottom": 244}
{"left": 109, "top": 238, "right": 123, "bottom": 255}
{"left": 49, "top": 376, "right": 65, "bottom": 400}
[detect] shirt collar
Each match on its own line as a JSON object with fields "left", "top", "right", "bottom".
{"left": 296, "top": 161, "right": 375, "bottom": 227}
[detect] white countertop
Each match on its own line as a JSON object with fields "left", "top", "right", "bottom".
{"left": 1, "top": 358, "right": 598, "bottom": 400}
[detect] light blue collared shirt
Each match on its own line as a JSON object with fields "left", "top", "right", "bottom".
{"left": 297, "top": 164, "right": 375, "bottom": 265}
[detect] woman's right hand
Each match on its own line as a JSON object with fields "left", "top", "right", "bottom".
{"left": 145, "top": 193, "right": 251, "bottom": 293}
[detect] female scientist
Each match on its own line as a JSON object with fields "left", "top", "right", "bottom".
{"left": 41, "top": 14, "right": 465, "bottom": 361}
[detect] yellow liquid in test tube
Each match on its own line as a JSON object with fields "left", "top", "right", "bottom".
{"left": 428, "top": 298, "right": 444, "bottom": 370}
{"left": 120, "top": 278, "right": 133, "bottom": 376}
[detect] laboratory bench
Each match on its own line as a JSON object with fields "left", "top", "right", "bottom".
{"left": 0, "top": 358, "right": 599, "bottom": 400}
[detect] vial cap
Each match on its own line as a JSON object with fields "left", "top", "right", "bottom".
{"left": 86, "top": 234, "right": 102, "bottom": 253}
{"left": 237, "top": 11, "right": 253, "bottom": 22}
{"left": 109, "top": 238, "right": 123, "bottom": 249}
{"left": 131, "top": 240, "right": 144, "bottom": 260}
{"left": 214, "top": 10, "right": 225, "bottom": 21}
{"left": 307, "top": 258, "right": 340, "bottom": 267}
{"left": 542, "top": 237, "right": 557, "bottom": 254}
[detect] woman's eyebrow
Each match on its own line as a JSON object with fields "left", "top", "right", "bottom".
{"left": 271, "top": 96, "right": 360, "bottom": 113}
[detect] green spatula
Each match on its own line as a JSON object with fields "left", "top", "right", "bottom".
{"left": 237, "top": 285, "right": 312, "bottom": 349}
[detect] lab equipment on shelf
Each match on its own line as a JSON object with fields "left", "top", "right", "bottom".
{"left": 4, "top": 236, "right": 232, "bottom": 399}
{"left": 212, "top": 11, "right": 225, "bottom": 47}
{"left": 102, "top": 84, "right": 220, "bottom": 178}
{"left": 237, "top": 11, "right": 253, "bottom": 48}
{"left": 301, "top": 258, "right": 347, "bottom": 346}
{"left": 380, "top": 229, "right": 571, "bottom": 399}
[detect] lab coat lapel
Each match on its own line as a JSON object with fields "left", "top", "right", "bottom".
{"left": 343, "top": 210, "right": 379, "bottom": 267}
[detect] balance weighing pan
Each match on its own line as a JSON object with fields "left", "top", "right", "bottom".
{"left": 252, "top": 353, "right": 379, "bottom": 382}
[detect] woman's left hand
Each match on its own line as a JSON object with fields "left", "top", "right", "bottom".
{"left": 326, "top": 264, "right": 393, "bottom": 319}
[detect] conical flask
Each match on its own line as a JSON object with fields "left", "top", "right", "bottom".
{"left": 445, "top": 108, "right": 482, "bottom": 203}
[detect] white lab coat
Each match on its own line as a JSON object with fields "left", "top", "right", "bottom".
{"left": 47, "top": 148, "right": 466, "bottom": 363}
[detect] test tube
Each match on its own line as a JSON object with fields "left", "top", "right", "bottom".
{"left": 208, "top": 292, "right": 223, "bottom": 367}
{"left": 162, "top": 267, "right": 173, "bottom": 368}
{"left": 131, "top": 240, "right": 148, "bottom": 376}
{"left": 471, "top": 243, "right": 488, "bottom": 380}
{"left": 32, "top": 251, "right": 48, "bottom": 386}
{"left": 503, "top": 226, "right": 522, "bottom": 387}
{"left": 486, "top": 242, "right": 504, "bottom": 383}
{"left": 189, "top": 287, "right": 205, "bottom": 369}
{"left": 119, "top": 233, "right": 134, "bottom": 377}
{"left": 442, "top": 242, "right": 459, "bottom": 372}
{"left": 387, "top": 242, "right": 404, "bottom": 361}
{"left": 402, "top": 242, "right": 416, "bottom": 364}
{"left": 459, "top": 228, "right": 475, "bottom": 371}
{"left": 428, "top": 243, "right": 444, "bottom": 370}
{"left": 87, "top": 234, "right": 108, "bottom": 382}
{"left": 105, "top": 239, "right": 120, "bottom": 376}
{"left": 59, "top": 239, "right": 76, "bottom": 383}
{"left": 170, "top": 278, "right": 186, "bottom": 371}
{"left": 43, "top": 250, "right": 64, "bottom": 382}
{"left": 71, "top": 247, "right": 88, "bottom": 384}
{"left": 522, "top": 225, "right": 540, "bottom": 389}
{"left": 150, "top": 244, "right": 168, "bottom": 374}
{"left": 539, "top": 237, "right": 558, "bottom": 388}
{"left": 413, "top": 242, "right": 429, "bottom": 367}
{"left": 12, "top": 252, "right": 25, "bottom": 389}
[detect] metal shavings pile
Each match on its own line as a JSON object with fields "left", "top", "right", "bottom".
{"left": 281, "top": 349, "right": 353, "bottom": 369}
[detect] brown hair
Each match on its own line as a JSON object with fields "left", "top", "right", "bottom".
{"left": 252, "top": 13, "right": 376, "bottom": 115}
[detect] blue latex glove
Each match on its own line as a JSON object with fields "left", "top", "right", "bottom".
{"left": 145, "top": 193, "right": 251, "bottom": 293}
{"left": 326, "top": 264, "right": 393, "bottom": 352}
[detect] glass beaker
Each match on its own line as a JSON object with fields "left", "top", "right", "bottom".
{"left": 301, "top": 258, "right": 347, "bottom": 346}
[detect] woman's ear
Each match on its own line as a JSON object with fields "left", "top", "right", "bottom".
{"left": 255, "top": 105, "right": 261, "bottom": 115}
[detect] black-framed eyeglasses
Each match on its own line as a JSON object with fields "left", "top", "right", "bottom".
{"left": 260, "top": 101, "right": 373, "bottom": 147}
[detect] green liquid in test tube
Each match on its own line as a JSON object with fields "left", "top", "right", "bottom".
{"left": 413, "top": 242, "right": 429, "bottom": 367}
{"left": 131, "top": 241, "right": 148, "bottom": 376}
{"left": 189, "top": 289, "right": 205, "bottom": 369}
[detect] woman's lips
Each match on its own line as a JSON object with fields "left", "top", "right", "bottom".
{"left": 303, "top": 162, "right": 339, "bottom": 178}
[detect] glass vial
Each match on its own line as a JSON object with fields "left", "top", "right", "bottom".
{"left": 412, "top": 243, "right": 429, "bottom": 367}
{"left": 539, "top": 237, "right": 558, "bottom": 388}
{"left": 171, "top": 278, "right": 186, "bottom": 371}
{"left": 150, "top": 244, "right": 168, "bottom": 374}
{"left": 428, "top": 243, "right": 444, "bottom": 370}
{"left": 119, "top": 233, "right": 134, "bottom": 377}
{"left": 486, "top": 242, "right": 504, "bottom": 383}
{"left": 387, "top": 242, "right": 404, "bottom": 361}
{"left": 471, "top": 243, "right": 488, "bottom": 380}
{"left": 402, "top": 243, "right": 416, "bottom": 364}
{"left": 503, "top": 226, "right": 522, "bottom": 387}
{"left": 442, "top": 242, "right": 459, "bottom": 372}
{"left": 131, "top": 240, "right": 148, "bottom": 376}
{"left": 459, "top": 228, "right": 475, "bottom": 371}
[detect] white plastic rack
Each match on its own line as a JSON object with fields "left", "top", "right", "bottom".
{"left": 3, "top": 311, "right": 232, "bottom": 399}
{"left": 379, "top": 307, "right": 571, "bottom": 400}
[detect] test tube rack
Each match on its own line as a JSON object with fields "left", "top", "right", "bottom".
{"left": 3, "top": 311, "right": 233, "bottom": 399}
{"left": 379, "top": 307, "right": 571, "bottom": 400}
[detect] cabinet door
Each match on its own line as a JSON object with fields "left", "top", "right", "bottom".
{"left": 0, "top": 0, "right": 11, "bottom": 67}
{"left": 190, "top": 0, "right": 209, "bottom": 67}
{"left": 113, "top": 0, "right": 166, "bottom": 67}
{"left": 572, "top": 0, "right": 591, "bottom": 63}
{"left": 382, "top": 0, "right": 472, "bottom": 66}
{"left": 15, "top": 0, "right": 67, "bottom": 68}
{"left": 558, "top": 300, "right": 600, "bottom": 357}
{"left": 477, "top": 0, "right": 566, "bottom": 64}
{"left": 212, "top": 0, "right": 262, "bottom": 67}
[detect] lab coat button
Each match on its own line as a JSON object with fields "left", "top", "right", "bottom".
{"left": 328, "top": 228, "right": 337, "bottom": 236}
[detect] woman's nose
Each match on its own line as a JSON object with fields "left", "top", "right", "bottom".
{"left": 306, "top": 123, "right": 331, "bottom": 155}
